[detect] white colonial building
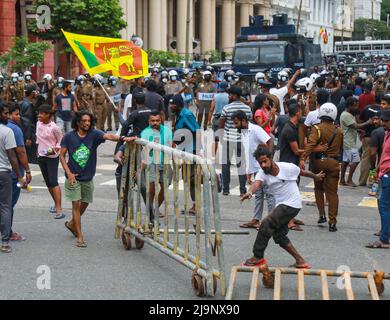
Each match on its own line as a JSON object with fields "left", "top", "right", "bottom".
{"left": 354, "top": 0, "right": 382, "bottom": 21}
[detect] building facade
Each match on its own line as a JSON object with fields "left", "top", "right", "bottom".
{"left": 354, "top": 0, "right": 382, "bottom": 21}
{"left": 120, "top": 0, "right": 273, "bottom": 55}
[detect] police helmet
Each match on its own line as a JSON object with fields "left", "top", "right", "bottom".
{"left": 318, "top": 102, "right": 337, "bottom": 122}
{"left": 310, "top": 73, "right": 321, "bottom": 83}
{"left": 43, "top": 74, "right": 52, "bottom": 81}
{"left": 168, "top": 70, "right": 178, "bottom": 81}
{"left": 295, "top": 77, "right": 314, "bottom": 92}
{"left": 202, "top": 70, "right": 212, "bottom": 80}
{"left": 224, "top": 70, "right": 235, "bottom": 81}
{"left": 255, "top": 72, "right": 266, "bottom": 82}
{"left": 277, "top": 70, "right": 289, "bottom": 82}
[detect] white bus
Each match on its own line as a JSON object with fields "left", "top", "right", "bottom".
{"left": 335, "top": 40, "right": 390, "bottom": 56}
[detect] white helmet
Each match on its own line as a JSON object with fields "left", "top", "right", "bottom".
{"left": 183, "top": 68, "right": 190, "bottom": 75}
{"left": 255, "top": 72, "right": 266, "bottom": 82}
{"left": 295, "top": 77, "right": 313, "bottom": 92}
{"left": 277, "top": 70, "right": 289, "bottom": 82}
{"left": 202, "top": 70, "right": 212, "bottom": 79}
{"left": 376, "top": 71, "right": 386, "bottom": 77}
{"left": 310, "top": 73, "right": 320, "bottom": 83}
{"left": 43, "top": 74, "right": 52, "bottom": 81}
{"left": 359, "top": 72, "right": 367, "bottom": 80}
{"left": 77, "top": 75, "right": 86, "bottom": 81}
{"left": 168, "top": 70, "right": 178, "bottom": 77}
{"left": 11, "top": 72, "right": 18, "bottom": 78}
{"left": 347, "top": 67, "right": 353, "bottom": 73}
{"left": 161, "top": 70, "right": 168, "bottom": 77}
{"left": 318, "top": 103, "right": 337, "bottom": 122}
{"left": 93, "top": 74, "right": 104, "bottom": 81}
{"left": 57, "top": 76, "right": 65, "bottom": 82}
{"left": 24, "top": 70, "right": 32, "bottom": 76}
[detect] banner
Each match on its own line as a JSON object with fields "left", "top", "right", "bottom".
{"left": 62, "top": 30, "right": 148, "bottom": 80}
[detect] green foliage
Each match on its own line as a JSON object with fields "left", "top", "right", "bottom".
{"left": 0, "top": 36, "right": 51, "bottom": 71}
{"left": 146, "top": 49, "right": 184, "bottom": 68}
{"left": 381, "top": 0, "right": 390, "bottom": 22}
{"left": 204, "top": 50, "right": 222, "bottom": 63}
{"left": 29, "top": 0, "right": 127, "bottom": 43}
{"left": 353, "top": 18, "right": 390, "bottom": 40}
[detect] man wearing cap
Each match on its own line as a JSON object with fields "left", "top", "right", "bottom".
{"left": 170, "top": 94, "right": 200, "bottom": 215}
{"left": 366, "top": 109, "right": 390, "bottom": 249}
{"left": 219, "top": 86, "right": 252, "bottom": 196}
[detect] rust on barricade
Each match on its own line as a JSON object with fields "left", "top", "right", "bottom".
{"left": 115, "top": 140, "right": 249, "bottom": 297}
{"left": 226, "top": 265, "right": 390, "bottom": 300}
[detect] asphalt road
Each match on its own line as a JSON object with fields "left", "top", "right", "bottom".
{"left": 1, "top": 137, "right": 389, "bottom": 300}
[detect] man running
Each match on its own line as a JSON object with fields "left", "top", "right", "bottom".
{"left": 240, "top": 145, "right": 324, "bottom": 269}
{"left": 59, "top": 110, "right": 136, "bottom": 248}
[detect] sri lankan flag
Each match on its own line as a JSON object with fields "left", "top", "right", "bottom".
{"left": 62, "top": 30, "right": 148, "bottom": 80}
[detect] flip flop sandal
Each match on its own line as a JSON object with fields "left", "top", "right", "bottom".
{"left": 240, "top": 222, "right": 260, "bottom": 229}
{"left": 65, "top": 221, "right": 77, "bottom": 237}
{"left": 241, "top": 258, "right": 268, "bottom": 268}
{"left": 294, "top": 219, "right": 305, "bottom": 226}
{"left": 75, "top": 241, "right": 87, "bottom": 248}
{"left": 289, "top": 263, "right": 311, "bottom": 269}
{"left": 54, "top": 213, "right": 66, "bottom": 219}
{"left": 289, "top": 225, "right": 303, "bottom": 231}
{"left": 365, "top": 241, "right": 389, "bottom": 249}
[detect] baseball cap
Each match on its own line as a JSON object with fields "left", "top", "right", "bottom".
{"left": 169, "top": 94, "right": 184, "bottom": 107}
{"left": 258, "top": 79, "right": 273, "bottom": 87}
{"left": 227, "top": 85, "right": 242, "bottom": 97}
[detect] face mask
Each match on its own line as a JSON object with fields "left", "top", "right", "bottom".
{"left": 79, "top": 81, "right": 84, "bottom": 86}
{"left": 162, "top": 78, "right": 168, "bottom": 83}
{"left": 227, "top": 76, "right": 232, "bottom": 81}
{"left": 18, "top": 76, "right": 23, "bottom": 81}
{"left": 171, "top": 76, "right": 177, "bottom": 81}
{"left": 111, "top": 81, "right": 116, "bottom": 86}
{"left": 25, "top": 75, "right": 31, "bottom": 81}
{"left": 58, "top": 83, "right": 63, "bottom": 88}
{"left": 12, "top": 78, "right": 17, "bottom": 83}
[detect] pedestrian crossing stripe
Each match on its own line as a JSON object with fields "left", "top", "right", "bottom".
{"left": 358, "top": 197, "right": 378, "bottom": 208}
{"left": 96, "top": 164, "right": 118, "bottom": 171}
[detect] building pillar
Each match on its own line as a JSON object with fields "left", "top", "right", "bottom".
{"left": 168, "top": 0, "right": 174, "bottom": 51}
{"left": 187, "top": 0, "right": 194, "bottom": 58}
{"left": 176, "top": 0, "right": 187, "bottom": 55}
{"left": 160, "top": 0, "right": 168, "bottom": 50}
{"left": 200, "top": 0, "right": 212, "bottom": 54}
{"left": 142, "top": 0, "right": 149, "bottom": 48}
{"left": 210, "top": 0, "right": 216, "bottom": 51}
{"left": 239, "top": 2, "right": 253, "bottom": 27}
{"left": 221, "top": 0, "right": 235, "bottom": 53}
{"left": 0, "top": 0, "right": 16, "bottom": 55}
{"left": 230, "top": 0, "right": 236, "bottom": 49}
{"left": 149, "top": 0, "right": 162, "bottom": 49}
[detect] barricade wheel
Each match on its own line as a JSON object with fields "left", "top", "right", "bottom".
{"left": 121, "top": 232, "right": 132, "bottom": 250}
{"left": 135, "top": 237, "right": 144, "bottom": 250}
{"left": 191, "top": 274, "right": 205, "bottom": 297}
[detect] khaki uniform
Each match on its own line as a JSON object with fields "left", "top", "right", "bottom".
{"left": 6, "top": 83, "right": 19, "bottom": 102}
{"left": 93, "top": 85, "right": 107, "bottom": 130}
{"left": 195, "top": 81, "right": 216, "bottom": 130}
{"left": 104, "top": 85, "right": 121, "bottom": 131}
{"left": 76, "top": 81, "right": 94, "bottom": 111}
{"left": 16, "top": 80, "right": 25, "bottom": 102}
{"left": 301, "top": 121, "right": 343, "bottom": 225}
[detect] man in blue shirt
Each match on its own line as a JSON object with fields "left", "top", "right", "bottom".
{"left": 5, "top": 102, "right": 31, "bottom": 241}
{"left": 170, "top": 94, "right": 200, "bottom": 215}
{"left": 54, "top": 81, "right": 78, "bottom": 134}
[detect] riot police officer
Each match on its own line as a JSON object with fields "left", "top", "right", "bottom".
{"left": 75, "top": 74, "right": 93, "bottom": 111}
{"left": 24, "top": 70, "right": 39, "bottom": 90}
{"left": 300, "top": 103, "right": 343, "bottom": 232}
{"left": 41, "top": 74, "right": 55, "bottom": 106}
{"left": 195, "top": 70, "right": 217, "bottom": 130}
{"left": 104, "top": 76, "right": 121, "bottom": 131}
{"left": 5, "top": 73, "right": 19, "bottom": 102}
{"left": 92, "top": 74, "right": 107, "bottom": 131}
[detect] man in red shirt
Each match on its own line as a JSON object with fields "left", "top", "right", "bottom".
{"left": 358, "top": 82, "right": 375, "bottom": 113}
{"left": 366, "top": 109, "right": 390, "bottom": 249}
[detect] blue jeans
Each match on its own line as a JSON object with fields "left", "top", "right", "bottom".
{"left": 378, "top": 174, "right": 390, "bottom": 244}
{"left": 11, "top": 175, "right": 21, "bottom": 234}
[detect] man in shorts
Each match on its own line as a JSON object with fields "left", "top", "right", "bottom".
{"left": 59, "top": 110, "right": 136, "bottom": 248}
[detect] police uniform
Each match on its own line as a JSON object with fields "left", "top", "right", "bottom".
{"left": 16, "top": 80, "right": 26, "bottom": 102}
{"left": 93, "top": 85, "right": 107, "bottom": 130}
{"left": 195, "top": 80, "right": 216, "bottom": 130}
{"left": 301, "top": 121, "right": 343, "bottom": 226}
{"left": 104, "top": 84, "right": 121, "bottom": 131}
{"left": 76, "top": 81, "right": 94, "bottom": 111}
{"left": 6, "top": 82, "right": 19, "bottom": 102}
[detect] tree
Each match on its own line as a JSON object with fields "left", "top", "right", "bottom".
{"left": 0, "top": 36, "right": 51, "bottom": 72}
{"left": 146, "top": 50, "right": 184, "bottom": 68}
{"left": 381, "top": 0, "right": 390, "bottom": 22}
{"left": 29, "top": 0, "right": 127, "bottom": 42}
{"left": 353, "top": 18, "right": 390, "bottom": 40}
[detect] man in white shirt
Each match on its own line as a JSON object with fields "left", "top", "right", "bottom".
{"left": 231, "top": 111, "right": 275, "bottom": 229}
{"left": 240, "top": 145, "right": 324, "bottom": 269}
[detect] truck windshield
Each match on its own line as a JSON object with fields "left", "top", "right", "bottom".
{"left": 233, "top": 44, "right": 285, "bottom": 65}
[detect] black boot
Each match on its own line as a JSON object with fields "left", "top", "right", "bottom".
{"left": 329, "top": 224, "right": 338, "bottom": 232}
{"left": 318, "top": 216, "right": 327, "bottom": 224}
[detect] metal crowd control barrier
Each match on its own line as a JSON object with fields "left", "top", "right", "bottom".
{"left": 226, "top": 265, "right": 390, "bottom": 300}
{"left": 115, "top": 139, "right": 248, "bottom": 297}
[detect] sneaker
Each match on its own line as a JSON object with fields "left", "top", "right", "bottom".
{"left": 222, "top": 191, "right": 230, "bottom": 196}
{"left": 10, "top": 232, "right": 26, "bottom": 241}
